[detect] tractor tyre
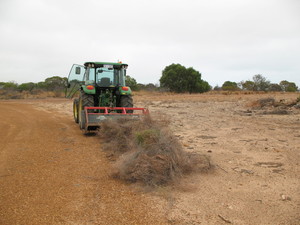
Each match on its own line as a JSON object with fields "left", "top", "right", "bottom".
{"left": 79, "top": 110, "right": 86, "bottom": 130}
{"left": 120, "top": 95, "right": 133, "bottom": 113}
{"left": 73, "top": 99, "right": 79, "bottom": 123}
{"left": 78, "top": 93, "right": 94, "bottom": 127}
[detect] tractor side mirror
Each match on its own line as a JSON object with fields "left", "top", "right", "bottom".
{"left": 67, "top": 83, "right": 71, "bottom": 88}
{"left": 75, "top": 67, "right": 81, "bottom": 74}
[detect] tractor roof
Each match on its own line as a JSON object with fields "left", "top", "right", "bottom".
{"left": 84, "top": 62, "right": 128, "bottom": 68}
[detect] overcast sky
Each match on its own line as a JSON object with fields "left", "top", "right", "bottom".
{"left": 0, "top": 0, "right": 299, "bottom": 87}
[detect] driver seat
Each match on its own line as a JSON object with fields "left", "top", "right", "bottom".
{"left": 99, "top": 77, "right": 111, "bottom": 87}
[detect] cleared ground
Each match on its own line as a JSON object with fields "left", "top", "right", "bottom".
{"left": 0, "top": 92, "right": 299, "bottom": 224}
{"left": 0, "top": 100, "right": 166, "bottom": 225}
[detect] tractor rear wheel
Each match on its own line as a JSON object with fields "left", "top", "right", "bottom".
{"left": 78, "top": 93, "right": 94, "bottom": 128}
{"left": 120, "top": 95, "right": 133, "bottom": 113}
{"left": 73, "top": 99, "right": 79, "bottom": 123}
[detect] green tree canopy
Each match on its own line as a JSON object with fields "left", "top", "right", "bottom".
{"left": 18, "top": 82, "right": 35, "bottom": 92}
{"left": 269, "top": 83, "right": 282, "bottom": 92}
{"left": 36, "top": 81, "right": 48, "bottom": 90}
{"left": 240, "top": 80, "right": 255, "bottom": 91}
{"left": 0, "top": 81, "right": 18, "bottom": 90}
{"left": 240, "top": 75, "right": 270, "bottom": 91}
{"left": 125, "top": 75, "right": 139, "bottom": 91}
{"left": 221, "top": 81, "right": 239, "bottom": 91}
{"left": 137, "top": 83, "right": 158, "bottom": 91}
{"left": 44, "top": 76, "right": 67, "bottom": 91}
{"left": 159, "top": 64, "right": 210, "bottom": 93}
{"left": 280, "top": 80, "right": 298, "bottom": 92}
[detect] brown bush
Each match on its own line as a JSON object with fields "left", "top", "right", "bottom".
{"left": 249, "top": 96, "right": 300, "bottom": 110}
{"left": 257, "top": 97, "right": 276, "bottom": 108}
{"left": 98, "top": 115, "right": 211, "bottom": 186}
{"left": 0, "top": 90, "right": 23, "bottom": 99}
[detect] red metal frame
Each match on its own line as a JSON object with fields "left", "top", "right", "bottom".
{"left": 84, "top": 107, "right": 149, "bottom": 115}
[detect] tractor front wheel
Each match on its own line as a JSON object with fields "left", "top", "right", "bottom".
{"left": 73, "top": 99, "right": 79, "bottom": 123}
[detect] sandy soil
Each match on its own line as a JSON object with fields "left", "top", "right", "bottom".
{"left": 0, "top": 99, "right": 167, "bottom": 225}
{"left": 0, "top": 92, "right": 299, "bottom": 224}
{"left": 134, "top": 92, "right": 300, "bottom": 225}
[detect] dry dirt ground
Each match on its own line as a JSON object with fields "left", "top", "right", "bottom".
{"left": 0, "top": 92, "right": 299, "bottom": 225}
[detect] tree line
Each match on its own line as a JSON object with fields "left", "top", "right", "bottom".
{"left": 1, "top": 65, "right": 298, "bottom": 95}
{"left": 0, "top": 76, "right": 67, "bottom": 93}
{"left": 128, "top": 64, "right": 298, "bottom": 93}
{"left": 216, "top": 74, "right": 298, "bottom": 92}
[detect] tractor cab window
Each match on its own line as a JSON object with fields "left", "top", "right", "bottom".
{"left": 85, "top": 66, "right": 126, "bottom": 87}
{"left": 96, "top": 68, "right": 114, "bottom": 87}
{"left": 84, "top": 68, "right": 95, "bottom": 85}
{"left": 67, "top": 64, "right": 85, "bottom": 98}
{"left": 68, "top": 64, "right": 85, "bottom": 83}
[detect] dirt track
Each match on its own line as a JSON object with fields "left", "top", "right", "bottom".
{"left": 0, "top": 100, "right": 166, "bottom": 224}
{"left": 1, "top": 93, "right": 300, "bottom": 225}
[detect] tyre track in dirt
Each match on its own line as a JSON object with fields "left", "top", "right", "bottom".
{"left": 0, "top": 101, "right": 167, "bottom": 225}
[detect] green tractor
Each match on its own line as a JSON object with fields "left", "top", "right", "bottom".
{"left": 67, "top": 61, "right": 144, "bottom": 131}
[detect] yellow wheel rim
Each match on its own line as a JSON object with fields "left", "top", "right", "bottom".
{"left": 78, "top": 98, "right": 83, "bottom": 123}
{"left": 73, "top": 101, "right": 78, "bottom": 120}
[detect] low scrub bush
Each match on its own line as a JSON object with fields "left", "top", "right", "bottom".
{"left": 257, "top": 97, "right": 276, "bottom": 108}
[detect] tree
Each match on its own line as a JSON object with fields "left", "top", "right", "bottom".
{"left": 36, "top": 81, "right": 48, "bottom": 90}
{"left": 221, "top": 81, "right": 239, "bottom": 91}
{"left": 125, "top": 75, "right": 139, "bottom": 91}
{"left": 0, "top": 82, "right": 6, "bottom": 89}
{"left": 44, "top": 76, "right": 67, "bottom": 91}
{"left": 197, "top": 80, "right": 211, "bottom": 93}
{"left": 269, "top": 83, "right": 282, "bottom": 92}
{"left": 0, "top": 81, "right": 18, "bottom": 90}
{"left": 252, "top": 74, "right": 270, "bottom": 91}
{"left": 213, "top": 85, "right": 221, "bottom": 91}
{"left": 280, "top": 80, "right": 298, "bottom": 92}
{"left": 18, "top": 82, "right": 35, "bottom": 92}
{"left": 240, "top": 80, "right": 255, "bottom": 91}
{"left": 159, "top": 64, "right": 210, "bottom": 93}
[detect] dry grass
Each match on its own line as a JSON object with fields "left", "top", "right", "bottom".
{"left": 133, "top": 91, "right": 300, "bottom": 104}
{"left": 0, "top": 90, "right": 65, "bottom": 99}
{"left": 246, "top": 96, "right": 300, "bottom": 115}
{"left": 98, "top": 115, "right": 211, "bottom": 186}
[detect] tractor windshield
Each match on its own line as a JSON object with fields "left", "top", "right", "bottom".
{"left": 85, "top": 67, "right": 126, "bottom": 87}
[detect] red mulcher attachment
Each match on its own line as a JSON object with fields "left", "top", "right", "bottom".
{"left": 80, "top": 107, "right": 149, "bottom": 132}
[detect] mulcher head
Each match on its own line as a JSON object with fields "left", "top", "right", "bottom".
{"left": 80, "top": 107, "right": 149, "bottom": 132}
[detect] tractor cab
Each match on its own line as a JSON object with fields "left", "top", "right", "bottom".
{"left": 83, "top": 62, "right": 127, "bottom": 88}
{"left": 66, "top": 62, "right": 130, "bottom": 98}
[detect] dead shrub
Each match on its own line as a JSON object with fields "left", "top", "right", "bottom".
{"left": 99, "top": 118, "right": 137, "bottom": 153}
{"left": 98, "top": 115, "right": 211, "bottom": 186}
{"left": 247, "top": 97, "right": 277, "bottom": 109}
{"left": 248, "top": 96, "right": 300, "bottom": 114}
{"left": 0, "top": 90, "right": 23, "bottom": 99}
{"left": 263, "top": 110, "right": 289, "bottom": 115}
{"left": 258, "top": 97, "right": 276, "bottom": 108}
